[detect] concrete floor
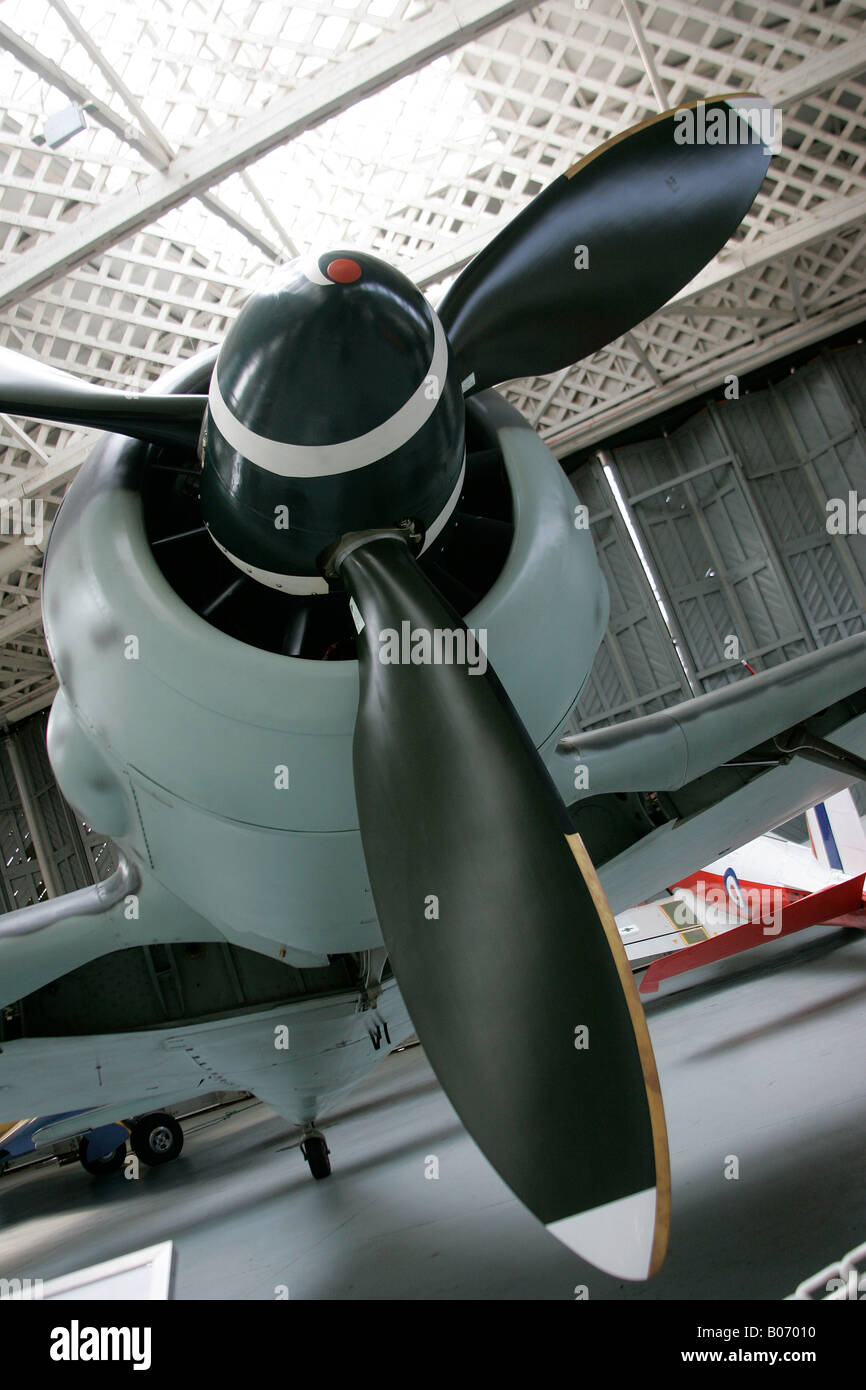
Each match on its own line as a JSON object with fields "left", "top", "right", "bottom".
{"left": 1, "top": 926, "right": 865, "bottom": 1300}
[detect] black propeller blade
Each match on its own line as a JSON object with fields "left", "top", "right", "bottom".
{"left": 438, "top": 94, "right": 774, "bottom": 392}
{"left": 329, "top": 530, "right": 670, "bottom": 1279}
{"left": 0, "top": 346, "right": 206, "bottom": 450}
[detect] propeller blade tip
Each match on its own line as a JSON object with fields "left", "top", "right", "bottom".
{"left": 546, "top": 1185, "right": 666, "bottom": 1280}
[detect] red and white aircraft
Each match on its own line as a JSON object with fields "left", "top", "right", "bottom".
{"left": 614, "top": 789, "right": 866, "bottom": 993}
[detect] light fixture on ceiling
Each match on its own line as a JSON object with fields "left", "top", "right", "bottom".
{"left": 40, "top": 103, "right": 88, "bottom": 150}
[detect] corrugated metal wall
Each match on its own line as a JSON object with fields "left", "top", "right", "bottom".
{"left": 0, "top": 741, "right": 45, "bottom": 911}
{"left": 567, "top": 463, "right": 694, "bottom": 727}
{"left": 0, "top": 713, "right": 116, "bottom": 910}
{"left": 569, "top": 341, "right": 866, "bottom": 734}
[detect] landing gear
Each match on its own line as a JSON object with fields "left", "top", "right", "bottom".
{"left": 130, "top": 1112, "right": 184, "bottom": 1166}
{"left": 300, "top": 1128, "right": 331, "bottom": 1179}
{"left": 78, "top": 1136, "right": 127, "bottom": 1176}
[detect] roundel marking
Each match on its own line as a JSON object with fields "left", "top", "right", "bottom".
{"left": 723, "top": 867, "right": 744, "bottom": 911}
{"left": 327, "top": 257, "right": 362, "bottom": 283}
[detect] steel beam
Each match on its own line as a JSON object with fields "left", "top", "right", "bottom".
{"left": 2, "top": 684, "right": 57, "bottom": 725}
{"left": 621, "top": 0, "right": 669, "bottom": 111}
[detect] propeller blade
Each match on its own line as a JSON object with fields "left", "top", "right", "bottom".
{"left": 331, "top": 530, "right": 670, "bottom": 1279}
{"left": 0, "top": 346, "right": 206, "bottom": 449}
{"left": 438, "top": 94, "right": 774, "bottom": 392}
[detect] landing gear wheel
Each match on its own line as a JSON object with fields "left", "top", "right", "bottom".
{"left": 130, "top": 1113, "right": 184, "bottom": 1166}
{"left": 300, "top": 1133, "right": 331, "bottom": 1179}
{"left": 78, "top": 1136, "right": 127, "bottom": 1176}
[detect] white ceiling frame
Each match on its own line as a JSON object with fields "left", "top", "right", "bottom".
{"left": 0, "top": 438, "right": 93, "bottom": 502}
{"left": 0, "top": 0, "right": 540, "bottom": 311}
{"left": 0, "top": 18, "right": 167, "bottom": 165}
{"left": 543, "top": 293, "right": 866, "bottom": 457}
{"left": 48, "top": 0, "right": 298, "bottom": 260}
{"left": 0, "top": 412, "right": 49, "bottom": 462}
{"left": 408, "top": 35, "right": 866, "bottom": 291}
{"left": 670, "top": 188, "right": 866, "bottom": 303}
{"left": 0, "top": 599, "right": 44, "bottom": 643}
{"left": 0, "top": 17, "right": 286, "bottom": 261}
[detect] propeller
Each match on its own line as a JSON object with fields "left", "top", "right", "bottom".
{"left": 0, "top": 346, "right": 206, "bottom": 450}
{"left": 325, "top": 529, "right": 670, "bottom": 1279}
{"left": 438, "top": 94, "right": 774, "bottom": 392}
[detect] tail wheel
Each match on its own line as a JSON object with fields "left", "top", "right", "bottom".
{"left": 300, "top": 1134, "right": 331, "bottom": 1180}
{"left": 78, "top": 1136, "right": 127, "bottom": 1176}
{"left": 130, "top": 1113, "right": 184, "bottom": 1166}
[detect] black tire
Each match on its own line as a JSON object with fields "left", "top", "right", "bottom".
{"left": 302, "top": 1135, "right": 331, "bottom": 1180}
{"left": 78, "top": 1136, "right": 127, "bottom": 1176}
{"left": 130, "top": 1113, "right": 184, "bottom": 1166}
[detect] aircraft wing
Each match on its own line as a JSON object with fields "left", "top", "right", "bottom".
{"left": 551, "top": 633, "right": 866, "bottom": 915}
{"left": 595, "top": 707, "right": 866, "bottom": 915}
{"left": 0, "top": 986, "right": 412, "bottom": 1129}
{"left": 0, "top": 858, "right": 326, "bottom": 1012}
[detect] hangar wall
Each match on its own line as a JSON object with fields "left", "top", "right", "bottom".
{"left": 0, "top": 714, "right": 116, "bottom": 908}
{"left": 569, "top": 338, "right": 866, "bottom": 734}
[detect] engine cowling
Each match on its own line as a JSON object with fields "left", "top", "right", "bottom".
{"left": 43, "top": 347, "right": 607, "bottom": 956}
